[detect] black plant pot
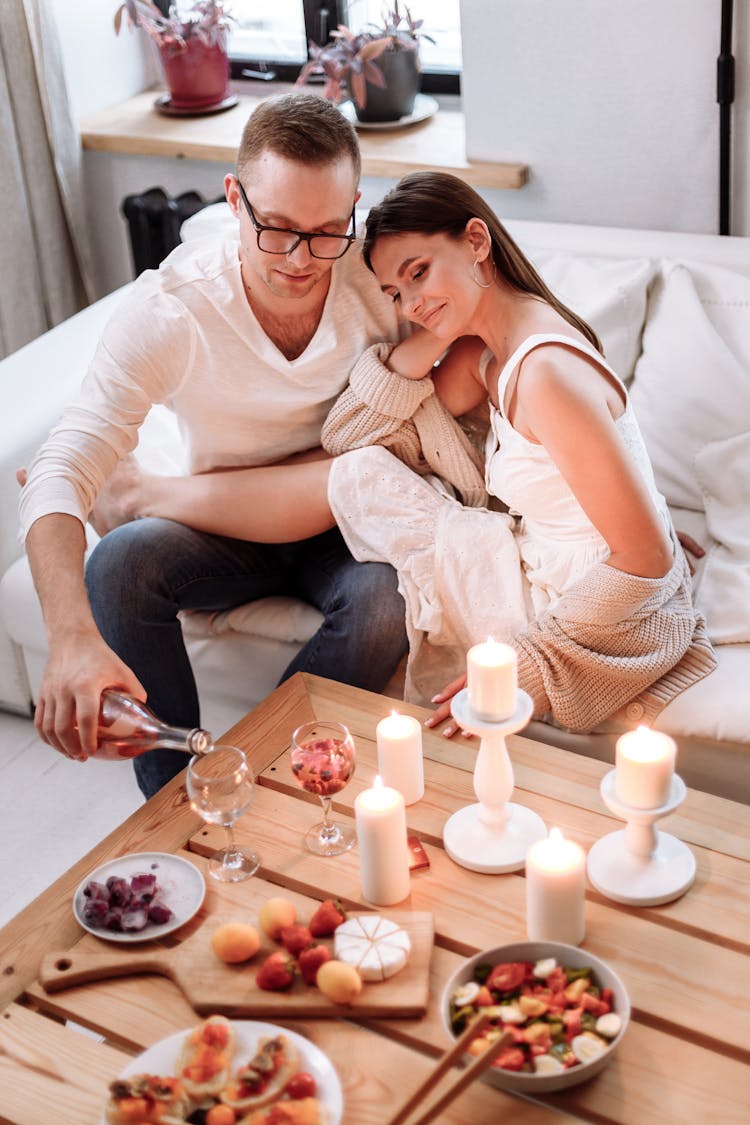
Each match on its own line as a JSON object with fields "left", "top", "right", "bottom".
{"left": 355, "top": 47, "right": 420, "bottom": 123}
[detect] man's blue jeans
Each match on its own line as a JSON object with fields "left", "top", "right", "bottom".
{"left": 85, "top": 518, "right": 407, "bottom": 799}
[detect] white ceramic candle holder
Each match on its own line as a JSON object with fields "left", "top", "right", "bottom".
{"left": 586, "top": 769, "right": 696, "bottom": 906}
{"left": 442, "top": 688, "right": 547, "bottom": 873}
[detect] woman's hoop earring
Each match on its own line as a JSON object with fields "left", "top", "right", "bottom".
{"left": 472, "top": 257, "right": 496, "bottom": 289}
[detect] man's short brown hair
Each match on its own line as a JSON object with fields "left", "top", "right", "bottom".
{"left": 237, "top": 92, "right": 361, "bottom": 182}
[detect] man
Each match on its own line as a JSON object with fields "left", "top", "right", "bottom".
{"left": 19, "top": 93, "right": 408, "bottom": 798}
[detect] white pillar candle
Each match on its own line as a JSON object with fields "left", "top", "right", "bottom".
{"left": 467, "top": 638, "right": 517, "bottom": 721}
{"left": 526, "top": 827, "right": 586, "bottom": 945}
{"left": 615, "top": 726, "right": 677, "bottom": 809}
{"left": 354, "top": 776, "right": 411, "bottom": 906}
{"left": 376, "top": 711, "right": 424, "bottom": 805}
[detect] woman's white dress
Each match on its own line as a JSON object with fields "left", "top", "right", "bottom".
{"left": 328, "top": 332, "right": 673, "bottom": 705}
{"left": 482, "top": 333, "right": 671, "bottom": 618}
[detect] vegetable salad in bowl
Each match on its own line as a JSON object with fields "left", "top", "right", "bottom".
{"left": 441, "top": 941, "right": 630, "bottom": 1093}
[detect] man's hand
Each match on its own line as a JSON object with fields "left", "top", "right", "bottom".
{"left": 423, "top": 673, "right": 468, "bottom": 739}
{"left": 35, "top": 632, "right": 145, "bottom": 761}
{"left": 23, "top": 513, "right": 144, "bottom": 761}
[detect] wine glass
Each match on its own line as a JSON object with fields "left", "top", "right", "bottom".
{"left": 290, "top": 721, "right": 357, "bottom": 856}
{"left": 186, "top": 745, "right": 260, "bottom": 882}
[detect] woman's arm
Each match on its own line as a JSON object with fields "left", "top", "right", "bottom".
{"left": 386, "top": 330, "right": 488, "bottom": 416}
{"left": 382, "top": 326, "right": 450, "bottom": 380}
{"left": 518, "top": 355, "right": 674, "bottom": 578}
{"left": 91, "top": 455, "right": 335, "bottom": 543}
{"left": 431, "top": 335, "right": 488, "bottom": 416}
{"left": 321, "top": 342, "right": 436, "bottom": 457}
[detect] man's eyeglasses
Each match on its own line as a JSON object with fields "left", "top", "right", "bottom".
{"left": 236, "top": 179, "right": 356, "bottom": 260}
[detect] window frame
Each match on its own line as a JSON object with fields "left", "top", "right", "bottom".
{"left": 228, "top": 0, "right": 460, "bottom": 94}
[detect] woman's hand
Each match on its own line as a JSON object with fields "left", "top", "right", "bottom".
{"left": 423, "top": 673, "right": 469, "bottom": 738}
{"left": 676, "top": 530, "right": 705, "bottom": 576}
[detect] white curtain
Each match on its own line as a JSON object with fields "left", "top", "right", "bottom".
{"left": 0, "top": 0, "right": 95, "bottom": 359}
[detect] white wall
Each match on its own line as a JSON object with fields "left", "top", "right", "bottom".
{"left": 48, "top": 0, "right": 749, "bottom": 296}
{"left": 50, "top": 0, "right": 157, "bottom": 119}
{"left": 460, "top": 0, "right": 749, "bottom": 236}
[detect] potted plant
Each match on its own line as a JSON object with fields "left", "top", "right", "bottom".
{"left": 296, "top": 2, "right": 433, "bottom": 123}
{"left": 115, "top": 1, "right": 234, "bottom": 113}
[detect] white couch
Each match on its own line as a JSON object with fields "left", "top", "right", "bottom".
{"left": 2, "top": 212, "right": 749, "bottom": 800}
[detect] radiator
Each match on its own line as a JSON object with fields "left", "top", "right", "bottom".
{"left": 121, "top": 187, "right": 223, "bottom": 276}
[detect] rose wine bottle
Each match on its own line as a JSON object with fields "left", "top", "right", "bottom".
{"left": 89, "top": 690, "right": 215, "bottom": 761}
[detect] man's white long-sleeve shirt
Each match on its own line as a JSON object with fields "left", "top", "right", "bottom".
{"left": 19, "top": 234, "right": 403, "bottom": 538}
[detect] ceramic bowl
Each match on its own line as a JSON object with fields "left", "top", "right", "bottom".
{"left": 440, "top": 940, "right": 630, "bottom": 1094}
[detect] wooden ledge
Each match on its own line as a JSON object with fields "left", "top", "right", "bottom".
{"left": 81, "top": 88, "right": 529, "bottom": 191}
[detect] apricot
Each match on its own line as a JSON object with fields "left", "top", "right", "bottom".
{"left": 259, "top": 897, "right": 297, "bottom": 940}
{"left": 316, "top": 959, "right": 363, "bottom": 1005}
{"left": 206, "top": 1105, "right": 237, "bottom": 1125}
{"left": 210, "top": 922, "right": 261, "bottom": 964}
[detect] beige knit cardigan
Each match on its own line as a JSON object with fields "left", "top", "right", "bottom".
{"left": 514, "top": 537, "right": 716, "bottom": 731}
{"left": 322, "top": 342, "right": 489, "bottom": 508}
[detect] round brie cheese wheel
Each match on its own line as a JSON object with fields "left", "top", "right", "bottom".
{"left": 333, "top": 915, "right": 411, "bottom": 981}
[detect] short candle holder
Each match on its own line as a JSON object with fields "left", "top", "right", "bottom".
{"left": 442, "top": 688, "right": 547, "bottom": 874}
{"left": 586, "top": 769, "right": 696, "bottom": 906}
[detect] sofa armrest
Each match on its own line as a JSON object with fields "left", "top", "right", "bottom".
{"left": 0, "top": 286, "right": 132, "bottom": 574}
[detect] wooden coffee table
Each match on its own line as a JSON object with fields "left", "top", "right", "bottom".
{"left": 1, "top": 673, "right": 748, "bottom": 1123}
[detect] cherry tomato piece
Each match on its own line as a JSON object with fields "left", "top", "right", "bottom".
{"left": 284, "top": 1071, "right": 318, "bottom": 1099}
{"left": 487, "top": 962, "right": 527, "bottom": 993}
{"left": 492, "top": 1047, "right": 527, "bottom": 1071}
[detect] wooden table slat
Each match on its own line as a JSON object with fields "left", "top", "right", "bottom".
{"left": 0, "top": 1004, "right": 129, "bottom": 1125}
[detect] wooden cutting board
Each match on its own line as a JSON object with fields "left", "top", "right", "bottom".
{"left": 39, "top": 909, "right": 434, "bottom": 1018}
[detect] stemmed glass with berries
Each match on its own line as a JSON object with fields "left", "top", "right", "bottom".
{"left": 290, "top": 721, "right": 357, "bottom": 856}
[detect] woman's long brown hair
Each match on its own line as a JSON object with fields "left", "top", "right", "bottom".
{"left": 363, "top": 171, "right": 601, "bottom": 352}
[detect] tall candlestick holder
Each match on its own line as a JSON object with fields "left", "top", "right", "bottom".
{"left": 586, "top": 769, "right": 696, "bottom": 906}
{"left": 442, "top": 688, "right": 547, "bottom": 873}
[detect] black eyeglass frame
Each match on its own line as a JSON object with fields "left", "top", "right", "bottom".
{"left": 236, "top": 179, "right": 357, "bottom": 260}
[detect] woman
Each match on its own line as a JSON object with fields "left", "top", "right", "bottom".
{"left": 320, "top": 172, "right": 715, "bottom": 733}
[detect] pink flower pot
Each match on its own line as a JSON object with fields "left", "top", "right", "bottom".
{"left": 158, "top": 37, "right": 230, "bottom": 110}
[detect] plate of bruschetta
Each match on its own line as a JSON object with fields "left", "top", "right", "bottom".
{"left": 102, "top": 1014, "right": 342, "bottom": 1124}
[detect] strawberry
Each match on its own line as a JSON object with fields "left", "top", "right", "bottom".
{"left": 256, "top": 951, "right": 295, "bottom": 991}
{"left": 309, "top": 898, "right": 346, "bottom": 937}
{"left": 298, "top": 943, "right": 331, "bottom": 986}
{"left": 280, "top": 924, "right": 313, "bottom": 957}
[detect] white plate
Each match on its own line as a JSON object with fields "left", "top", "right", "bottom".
{"left": 339, "top": 92, "right": 439, "bottom": 130}
{"left": 101, "top": 1020, "right": 343, "bottom": 1124}
{"left": 74, "top": 851, "right": 205, "bottom": 943}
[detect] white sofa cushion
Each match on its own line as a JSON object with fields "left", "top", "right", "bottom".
{"left": 181, "top": 598, "right": 323, "bottom": 644}
{"left": 654, "top": 642, "right": 750, "bottom": 745}
{"left": 694, "top": 432, "right": 750, "bottom": 644}
{"left": 528, "top": 251, "right": 655, "bottom": 380}
{"left": 630, "top": 261, "right": 750, "bottom": 511}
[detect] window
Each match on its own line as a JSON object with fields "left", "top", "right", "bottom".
{"left": 228, "top": 1, "right": 461, "bottom": 91}
{"left": 228, "top": 0, "right": 307, "bottom": 69}
{"left": 342, "top": 1, "right": 461, "bottom": 73}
